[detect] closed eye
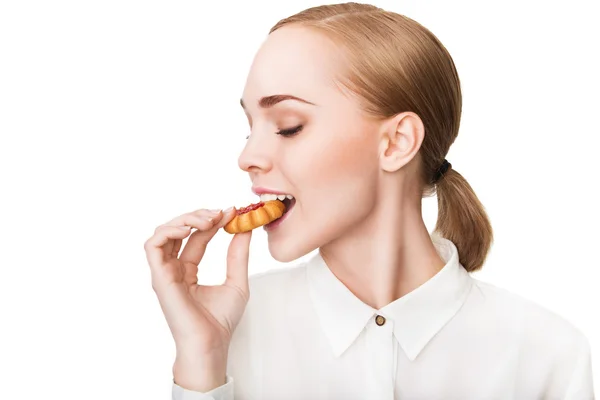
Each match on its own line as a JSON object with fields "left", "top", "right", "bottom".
{"left": 276, "top": 125, "right": 303, "bottom": 137}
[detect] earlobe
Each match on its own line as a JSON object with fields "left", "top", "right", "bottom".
{"left": 378, "top": 112, "right": 424, "bottom": 173}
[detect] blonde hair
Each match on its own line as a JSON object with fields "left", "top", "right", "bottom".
{"left": 270, "top": 2, "right": 493, "bottom": 272}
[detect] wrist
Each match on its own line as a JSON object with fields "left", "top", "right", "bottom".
{"left": 173, "top": 348, "right": 228, "bottom": 392}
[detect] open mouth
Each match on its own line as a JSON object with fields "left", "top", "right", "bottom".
{"left": 281, "top": 196, "right": 296, "bottom": 214}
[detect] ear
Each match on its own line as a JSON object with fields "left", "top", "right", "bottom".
{"left": 378, "top": 112, "right": 425, "bottom": 173}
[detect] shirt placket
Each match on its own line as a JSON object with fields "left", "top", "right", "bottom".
{"left": 364, "top": 313, "right": 395, "bottom": 400}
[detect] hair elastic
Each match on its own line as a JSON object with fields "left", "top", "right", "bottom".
{"left": 433, "top": 159, "right": 451, "bottom": 183}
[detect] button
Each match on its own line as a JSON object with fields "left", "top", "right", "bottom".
{"left": 375, "top": 315, "right": 386, "bottom": 326}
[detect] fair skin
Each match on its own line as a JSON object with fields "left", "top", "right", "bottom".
{"left": 144, "top": 24, "right": 445, "bottom": 392}
{"left": 239, "top": 25, "right": 446, "bottom": 308}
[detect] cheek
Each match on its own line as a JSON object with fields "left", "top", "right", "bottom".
{"left": 300, "top": 133, "right": 379, "bottom": 232}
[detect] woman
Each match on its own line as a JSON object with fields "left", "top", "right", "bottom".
{"left": 144, "top": 3, "right": 594, "bottom": 399}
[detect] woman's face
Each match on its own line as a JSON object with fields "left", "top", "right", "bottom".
{"left": 238, "top": 25, "right": 383, "bottom": 262}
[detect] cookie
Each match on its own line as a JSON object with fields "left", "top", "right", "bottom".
{"left": 224, "top": 200, "right": 286, "bottom": 233}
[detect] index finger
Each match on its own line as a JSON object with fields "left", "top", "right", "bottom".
{"left": 179, "top": 207, "right": 236, "bottom": 266}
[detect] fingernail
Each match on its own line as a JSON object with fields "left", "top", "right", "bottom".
{"left": 224, "top": 206, "right": 234, "bottom": 213}
{"left": 209, "top": 209, "right": 221, "bottom": 214}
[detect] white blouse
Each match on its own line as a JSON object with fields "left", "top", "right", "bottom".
{"left": 172, "top": 234, "right": 594, "bottom": 399}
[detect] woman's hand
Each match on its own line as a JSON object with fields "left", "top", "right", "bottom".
{"left": 143, "top": 207, "right": 251, "bottom": 390}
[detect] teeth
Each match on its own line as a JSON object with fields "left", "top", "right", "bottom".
{"left": 259, "top": 194, "right": 277, "bottom": 202}
{"left": 259, "top": 193, "right": 294, "bottom": 202}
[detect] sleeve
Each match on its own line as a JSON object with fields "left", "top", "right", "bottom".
{"left": 563, "top": 336, "right": 595, "bottom": 399}
{"left": 171, "top": 375, "right": 234, "bottom": 400}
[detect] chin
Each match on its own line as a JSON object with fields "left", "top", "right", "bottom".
{"left": 266, "top": 222, "right": 340, "bottom": 263}
{"left": 267, "top": 237, "right": 313, "bottom": 263}
{"left": 264, "top": 204, "right": 363, "bottom": 263}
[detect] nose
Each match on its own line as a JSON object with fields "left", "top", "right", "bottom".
{"left": 237, "top": 132, "right": 273, "bottom": 174}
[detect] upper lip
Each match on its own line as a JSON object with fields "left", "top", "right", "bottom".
{"left": 252, "top": 187, "right": 291, "bottom": 196}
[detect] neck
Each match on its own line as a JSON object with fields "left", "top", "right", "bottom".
{"left": 319, "top": 194, "right": 446, "bottom": 310}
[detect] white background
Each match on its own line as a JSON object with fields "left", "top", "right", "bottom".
{"left": 1, "top": 0, "right": 598, "bottom": 398}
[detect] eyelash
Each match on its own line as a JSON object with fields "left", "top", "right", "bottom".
{"left": 276, "top": 125, "right": 303, "bottom": 137}
{"left": 245, "top": 125, "right": 303, "bottom": 139}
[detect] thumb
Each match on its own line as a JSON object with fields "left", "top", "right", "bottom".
{"left": 225, "top": 230, "right": 252, "bottom": 295}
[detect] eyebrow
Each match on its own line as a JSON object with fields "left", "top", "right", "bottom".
{"left": 240, "top": 94, "right": 316, "bottom": 110}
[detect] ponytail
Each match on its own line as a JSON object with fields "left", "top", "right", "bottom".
{"left": 434, "top": 167, "right": 493, "bottom": 272}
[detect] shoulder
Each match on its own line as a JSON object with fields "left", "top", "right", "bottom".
{"left": 247, "top": 261, "right": 308, "bottom": 295}
{"left": 230, "top": 260, "right": 309, "bottom": 343}
{"left": 469, "top": 277, "right": 591, "bottom": 353}
{"left": 466, "top": 278, "right": 594, "bottom": 396}
{"left": 240, "top": 260, "right": 310, "bottom": 316}
{"left": 248, "top": 261, "right": 308, "bottom": 284}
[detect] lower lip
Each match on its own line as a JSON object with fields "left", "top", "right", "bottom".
{"left": 264, "top": 201, "right": 295, "bottom": 232}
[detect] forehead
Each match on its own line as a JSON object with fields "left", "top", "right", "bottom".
{"left": 242, "top": 25, "right": 341, "bottom": 108}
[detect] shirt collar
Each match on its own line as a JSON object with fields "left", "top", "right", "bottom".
{"left": 306, "top": 233, "right": 473, "bottom": 361}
